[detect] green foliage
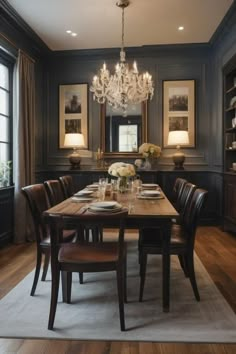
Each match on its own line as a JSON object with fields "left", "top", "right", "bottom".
{"left": 0, "top": 161, "right": 12, "bottom": 187}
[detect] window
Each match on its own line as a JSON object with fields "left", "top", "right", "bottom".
{"left": 0, "top": 50, "right": 14, "bottom": 187}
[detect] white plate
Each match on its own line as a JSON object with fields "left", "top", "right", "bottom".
{"left": 141, "top": 190, "right": 160, "bottom": 197}
{"left": 74, "top": 190, "right": 94, "bottom": 196}
{"left": 86, "top": 184, "right": 99, "bottom": 190}
{"left": 141, "top": 183, "right": 159, "bottom": 189}
{"left": 137, "top": 195, "right": 164, "bottom": 200}
{"left": 89, "top": 205, "right": 122, "bottom": 213}
{"left": 71, "top": 197, "right": 93, "bottom": 202}
{"left": 89, "top": 201, "right": 120, "bottom": 209}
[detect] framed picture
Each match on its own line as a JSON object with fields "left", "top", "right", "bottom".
{"left": 59, "top": 83, "right": 88, "bottom": 149}
{"left": 163, "top": 80, "right": 195, "bottom": 148}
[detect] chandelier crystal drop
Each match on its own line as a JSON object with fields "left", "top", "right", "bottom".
{"left": 90, "top": 0, "right": 154, "bottom": 115}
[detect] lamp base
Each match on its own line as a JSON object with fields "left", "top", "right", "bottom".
{"left": 68, "top": 151, "right": 81, "bottom": 168}
{"left": 172, "top": 150, "right": 185, "bottom": 169}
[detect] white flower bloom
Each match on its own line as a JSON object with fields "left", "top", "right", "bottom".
{"left": 108, "top": 162, "right": 136, "bottom": 177}
{"left": 138, "top": 143, "right": 161, "bottom": 158}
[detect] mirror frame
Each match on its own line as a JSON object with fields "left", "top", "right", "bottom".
{"left": 100, "top": 102, "right": 148, "bottom": 158}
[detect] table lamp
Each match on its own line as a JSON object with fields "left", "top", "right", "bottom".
{"left": 167, "top": 130, "right": 189, "bottom": 169}
{"left": 64, "top": 133, "right": 85, "bottom": 168}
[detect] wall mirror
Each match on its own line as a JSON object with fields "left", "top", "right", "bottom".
{"left": 100, "top": 102, "right": 147, "bottom": 158}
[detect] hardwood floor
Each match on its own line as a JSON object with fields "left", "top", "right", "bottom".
{"left": 0, "top": 226, "right": 235, "bottom": 354}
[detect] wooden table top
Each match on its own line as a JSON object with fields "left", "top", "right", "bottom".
{"left": 44, "top": 190, "right": 179, "bottom": 220}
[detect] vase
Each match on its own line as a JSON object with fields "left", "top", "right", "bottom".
{"left": 144, "top": 157, "right": 158, "bottom": 170}
{"left": 117, "top": 177, "right": 129, "bottom": 193}
{"left": 144, "top": 158, "right": 152, "bottom": 170}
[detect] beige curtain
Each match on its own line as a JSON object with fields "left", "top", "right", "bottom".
{"left": 13, "top": 50, "right": 35, "bottom": 243}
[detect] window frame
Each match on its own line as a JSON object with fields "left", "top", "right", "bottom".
{"left": 0, "top": 49, "right": 14, "bottom": 187}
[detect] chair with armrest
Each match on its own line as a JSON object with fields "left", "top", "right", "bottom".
{"left": 58, "top": 175, "right": 75, "bottom": 199}
{"left": 21, "top": 184, "right": 75, "bottom": 296}
{"left": 46, "top": 209, "right": 128, "bottom": 331}
{"left": 139, "top": 188, "right": 208, "bottom": 302}
{"left": 44, "top": 179, "right": 65, "bottom": 206}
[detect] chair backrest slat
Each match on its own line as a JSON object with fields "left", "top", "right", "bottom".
{"left": 44, "top": 180, "right": 65, "bottom": 206}
{"left": 177, "top": 182, "right": 197, "bottom": 216}
{"left": 173, "top": 178, "right": 187, "bottom": 204}
{"left": 22, "top": 184, "right": 50, "bottom": 242}
{"left": 58, "top": 175, "right": 74, "bottom": 198}
{"left": 183, "top": 188, "right": 208, "bottom": 244}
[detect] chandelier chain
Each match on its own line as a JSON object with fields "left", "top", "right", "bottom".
{"left": 121, "top": 7, "right": 124, "bottom": 52}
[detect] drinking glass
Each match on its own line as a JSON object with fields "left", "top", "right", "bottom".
{"left": 99, "top": 177, "right": 108, "bottom": 186}
{"left": 111, "top": 179, "right": 118, "bottom": 201}
{"left": 133, "top": 175, "right": 142, "bottom": 196}
{"left": 127, "top": 180, "right": 136, "bottom": 212}
{"left": 97, "top": 184, "right": 106, "bottom": 201}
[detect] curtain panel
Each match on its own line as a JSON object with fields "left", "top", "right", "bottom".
{"left": 13, "top": 50, "right": 35, "bottom": 243}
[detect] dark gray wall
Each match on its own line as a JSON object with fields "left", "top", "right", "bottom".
{"left": 43, "top": 45, "right": 211, "bottom": 168}
{"left": 1, "top": 0, "right": 236, "bottom": 174}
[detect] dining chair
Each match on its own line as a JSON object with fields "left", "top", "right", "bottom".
{"left": 174, "top": 182, "right": 197, "bottom": 222}
{"left": 44, "top": 179, "right": 65, "bottom": 206}
{"left": 46, "top": 209, "right": 128, "bottom": 331}
{"left": 172, "top": 177, "right": 188, "bottom": 208}
{"left": 58, "top": 176, "right": 102, "bottom": 245}
{"left": 58, "top": 175, "right": 75, "bottom": 199}
{"left": 139, "top": 188, "right": 208, "bottom": 302}
{"left": 21, "top": 184, "right": 75, "bottom": 296}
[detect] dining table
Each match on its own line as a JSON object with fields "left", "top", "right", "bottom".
{"left": 44, "top": 183, "right": 179, "bottom": 312}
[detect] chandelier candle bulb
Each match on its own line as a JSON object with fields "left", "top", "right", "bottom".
{"left": 133, "top": 61, "right": 138, "bottom": 73}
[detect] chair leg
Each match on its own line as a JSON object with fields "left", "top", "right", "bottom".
{"left": 85, "top": 228, "right": 90, "bottom": 242}
{"left": 61, "top": 271, "right": 72, "bottom": 303}
{"left": 66, "top": 272, "right": 72, "bottom": 304}
{"left": 30, "top": 250, "right": 42, "bottom": 296}
{"left": 178, "top": 255, "right": 189, "bottom": 277}
{"left": 116, "top": 268, "right": 125, "bottom": 331}
{"left": 48, "top": 269, "right": 60, "bottom": 330}
{"left": 186, "top": 252, "right": 200, "bottom": 301}
{"left": 41, "top": 252, "right": 50, "bottom": 281}
{"left": 79, "top": 272, "right": 83, "bottom": 284}
{"left": 99, "top": 226, "right": 103, "bottom": 242}
{"left": 139, "top": 252, "right": 147, "bottom": 302}
{"left": 124, "top": 255, "right": 127, "bottom": 303}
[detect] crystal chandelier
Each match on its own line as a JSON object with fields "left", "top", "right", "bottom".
{"left": 90, "top": 0, "right": 154, "bottom": 115}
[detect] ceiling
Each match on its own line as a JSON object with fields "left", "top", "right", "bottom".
{"left": 7, "top": 0, "right": 234, "bottom": 51}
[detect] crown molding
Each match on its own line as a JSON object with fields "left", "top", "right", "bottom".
{"left": 0, "top": 0, "right": 50, "bottom": 57}
{"left": 209, "top": 0, "right": 236, "bottom": 47}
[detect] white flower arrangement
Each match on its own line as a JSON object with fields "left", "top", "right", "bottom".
{"left": 108, "top": 162, "right": 136, "bottom": 178}
{"left": 138, "top": 143, "right": 161, "bottom": 158}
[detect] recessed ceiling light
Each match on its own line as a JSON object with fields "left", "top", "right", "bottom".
{"left": 71, "top": 32, "right": 77, "bottom": 37}
{"left": 178, "top": 26, "right": 184, "bottom": 31}
{"left": 66, "top": 30, "right": 72, "bottom": 34}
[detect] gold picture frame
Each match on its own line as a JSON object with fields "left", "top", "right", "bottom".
{"left": 59, "top": 83, "right": 88, "bottom": 149}
{"left": 163, "top": 80, "right": 195, "bottom": 148}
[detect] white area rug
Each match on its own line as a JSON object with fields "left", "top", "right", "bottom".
{"left": 0, "top": 233, "right": 235, "bottom": 343}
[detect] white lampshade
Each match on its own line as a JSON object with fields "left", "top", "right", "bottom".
{"left": 64, "top": 133, "right": 85, "bottom": 147}
{"left": 167, "top": 130, "right": 189, "bottom": 146}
